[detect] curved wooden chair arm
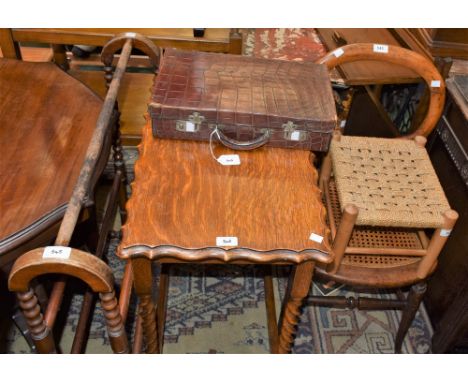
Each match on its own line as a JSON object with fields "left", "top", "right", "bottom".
{"left": 318, "top": 43, "right": 445, "bottom": 138}
{"left": 8, "top": 248, "right": 129, "bottom": 354}
{"left": 101, "top": 32, "right": 161, "bottom": 69}
{"left": 8, "top": 247, "right": 114, "bottom": 293}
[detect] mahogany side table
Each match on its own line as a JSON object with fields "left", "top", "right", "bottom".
{"left": 0, "top": 58, "right": 108, "bottom": 272}
{"left": 118, "top": 123, "right": 333, "bottom": 353}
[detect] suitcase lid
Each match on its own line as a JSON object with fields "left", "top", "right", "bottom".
{"left": 149, "top": 48, "right": 336, "bottom": 132}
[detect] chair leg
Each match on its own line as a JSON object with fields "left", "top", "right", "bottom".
{"left": 394, "top": 281, "right": 427, "bottom": 353}
{"left": 17, "top": 288, "right": 57, "bottom": 354}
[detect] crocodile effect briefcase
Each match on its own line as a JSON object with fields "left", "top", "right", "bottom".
{"left": 149, "top": 48, "right": 336, "bottom": 151}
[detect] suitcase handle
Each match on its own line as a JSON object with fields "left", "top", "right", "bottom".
{"left": 216, "top": 128, "right": 271, "bottom": 151}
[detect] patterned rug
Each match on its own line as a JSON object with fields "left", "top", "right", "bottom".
{"left": 4, "top": 29, "right": 434, "bottom": 354}
{"left": 5, "top": 234, "right": 433, "bottom": 354}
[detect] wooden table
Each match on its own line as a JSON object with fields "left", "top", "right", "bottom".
{"left": 118, "top": 124, "right": 333, "bottom": 353}
{"left": 0, "top": 58, "right": 110, "bottom": 273}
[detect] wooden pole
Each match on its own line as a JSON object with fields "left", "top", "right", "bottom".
{"left": 44, "top": 39, "right": 134, "bottom": 329}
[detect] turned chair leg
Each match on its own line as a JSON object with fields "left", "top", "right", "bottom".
{"left": 394, "top": 281, "right": 427, "bottom": 353}
{"left": 17, "top": 288, "right": 57, "bottom": 354}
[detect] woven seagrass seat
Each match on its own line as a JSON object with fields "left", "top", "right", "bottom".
{"left": 314, "top": 132, "right": 458, "bottom": 352}
{"left": 331, "top": 135, "right": 450, "bottom": 228}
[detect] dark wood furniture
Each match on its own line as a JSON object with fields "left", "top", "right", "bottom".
{"left": 392, "top": 29, "right": 468, "bottom": 60}
{"left": 0, "top": 28, "right": 242, "bottom": 66}
{"left": 316, "top": 132, "right": 458, "bottom": 353}
{"left": 0, "top": 57, "right": 115, "bottom": 352}
{"left": 6, "top": 33, "right": 160, "bottom": 353}
{"left": 425, "top": 75, "right": 468, "bottom": 353}
{"left": 0, "top": 58, "right": 107, "bottom": 274}
{"left": 118, "top": 123, "right": 332, "bottom": 354}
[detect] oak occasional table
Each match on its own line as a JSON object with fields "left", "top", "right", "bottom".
{"left": 118, "top": 123, "right": 333, "bottom": 353}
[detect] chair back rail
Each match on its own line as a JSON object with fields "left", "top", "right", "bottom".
{"left": 318, "top": 43, "right": 445, "bottom": 138}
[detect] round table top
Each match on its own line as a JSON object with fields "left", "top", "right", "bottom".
{"left": 0, "top": 58, "right": 103, "bottom": 256}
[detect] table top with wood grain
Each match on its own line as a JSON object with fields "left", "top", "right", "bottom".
{"left": 119, "top": 122, "right": 332, "bottom": 265}
{"left": 0, "top": 58, "right": 103, "bottom": 256}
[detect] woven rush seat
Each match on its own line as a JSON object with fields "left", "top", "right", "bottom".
{"left": 330, "top": 135, "right": 450, "bottom": 228}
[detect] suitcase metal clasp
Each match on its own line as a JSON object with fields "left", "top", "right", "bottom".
{"left": 283, "top": 121, "right": 307, "bottom": 142}
{"left": 176, "top": 112, "right": 205, "bottom": 133}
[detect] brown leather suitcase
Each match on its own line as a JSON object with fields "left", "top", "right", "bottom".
{"left": 149, "top": 48, "right": 336, "bottom": 151}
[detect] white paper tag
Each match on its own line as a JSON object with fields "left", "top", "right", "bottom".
{"left": 440, "top": 229, "right": 452, "bottom": 237}
{"left": 373, "top": 44, "right": 389, "bottom": 54}
{"left": 216, "top": 237, "right": 238, "bottom": 247}
{"left": 309, "top": 233, "right": 324, "bottom": 243}
{"left": 340, "top": 120, "right": 346, "bottom": 128}
{"left": 217, "top": 154, "right": 241, "bottom": 166}
{"left": 431, "top": 80, "right": 441, "bottom": 88}
{"left": 290, "top": 131, "right": 301, "bottom": 141}
{"left": 185, "top": 121, "right": 196, "bottom": 132}
{"left": 125, "top": 32, "right": 137, "bottom": 38}
{"left": 43, "top": 246, "right": 71, "bottom": 259}
{"left": 334, "top": 48, "right": 344, "bottom": 58}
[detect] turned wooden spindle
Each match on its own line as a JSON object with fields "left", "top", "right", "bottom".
{"left": 138, "top": 295, "right": 159, "bottom": 353}
{"left": 17, "top": 288, "right": 56, "bottom": 354}
{"left": 111, "top": 112, "right": 128, "bottom": 225}
{"left": 278, "top": 262, "right": 315, "bottom": 353}
{"left": 104, "top": 65, "right": 114, "bottom": 89}
{"left": 100, "top": 291, "right": 129, "bottom": 354}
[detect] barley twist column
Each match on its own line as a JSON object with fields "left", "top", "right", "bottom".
{"left": 278, "top": 262, "right": 315, "bottom": 353}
